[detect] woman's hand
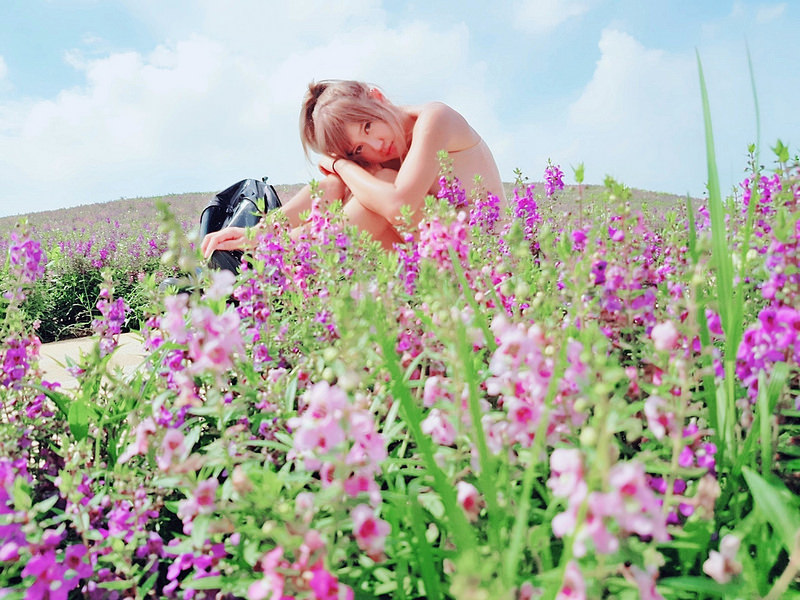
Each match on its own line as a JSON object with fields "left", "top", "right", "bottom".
{"left": 318, "top": 156, "right": 337, "bottom": 177}
{"left": 200, "top": 227, "right": 253, "bottom": 259}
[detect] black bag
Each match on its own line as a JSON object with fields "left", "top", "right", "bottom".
{"left": 200, "top": 177, "right": 282, "bottom": 273}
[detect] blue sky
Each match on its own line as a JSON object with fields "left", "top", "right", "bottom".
{"left": 1, "top": 0, "right": 798, "bottom": 217}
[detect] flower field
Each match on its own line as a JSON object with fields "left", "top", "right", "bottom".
{"left": 2, "top": 134, "right": 800, "bottom": 599}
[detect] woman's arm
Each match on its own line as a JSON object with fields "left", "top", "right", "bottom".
{"left": 201, "top": 173, "right": 347, "bottom": 258}
{"left": 327, "top": 103, "right": 468, "bottom": 225}
{"left": 281, "top": 173, "right": 349, "bottom": 227}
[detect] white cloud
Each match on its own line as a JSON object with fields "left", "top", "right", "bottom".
{"left": 0, "top": 56, "right": 7, "bottom": 81}
{"left": 0, "top": 4, "right": 502, "bottom": 216}
{"left": 513, "top": 0, "right": 596, "bottom": 34}
{"left": 508, "top": 28, "right": 711, "bottom": 196}
{"left": 756, "top": 2, "right": 787, "bottom": 23}
{"left": 565, "top": 29, "right": 709, "bottom": 194}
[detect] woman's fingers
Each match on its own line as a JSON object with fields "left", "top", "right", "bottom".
{"left": 201, "top": 227, "right": 247, "bottom": 259}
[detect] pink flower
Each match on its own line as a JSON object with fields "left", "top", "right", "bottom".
{"left": 421, "top": 409, "right": 456, "bottom": 446}
{"left": 630, "top": 565, "right": 665, "bottom": 600}
{"left": 343, "top": 474, "right": 380, "bottom": 504}
{"left": 117, "top": 418, "right": 157, "bottom": 464}
{"left": 187, "top": 306, "right": 244, "bottom": 374}
{"left": 456, "top": 481, "right": 483, "bottom": 522}
{"left": 422, "top": 376, "right": 452, "bottom": 407}
{"left": 294, "top": 418, "right": 346, "bottom": 461}
{"left": 351, "top": 504, "right": 390, "bottom": 561}
{"left": 194, "top": 478, "right": 219, "bottom": 513}
{"left": 516, "top": 581, "right": 542, "bottom": 600}
{"left": 247, "top": 572, "right": 285, "bottom": 600}
{"left": 556, "top": 561, "right": 586, "bottom": 600}
{"left": 177, "top": 478, "right": 219, "bottom": 532}
{"left": 607, "top": 462, "right": 669, "bottom": 542}
{"left": 643, "top": 395, "right": 677, "bottom": 440}
{"left": 548, "top": 449, "right": 586, "bottom": 501}
{"left": 204, "top": 269, "right": 236, "bottom": 301}
{"left": 156, "top": 428, "right": 186, "bottom": 471}
{"left": 703, "top": 534, "right": 742, "bottom": 583}
{"left": 651, "top": 321, "right": 679, "bottom": 351}
{"left": 162, "top": 294, "right": 190, "bottom": 344}
{"left": 295, "top": 492, "right": 315, "bottom": 523}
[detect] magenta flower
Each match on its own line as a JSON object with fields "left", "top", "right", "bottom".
{"left": 351, "top": 504, "right": 390, "bottom": 561}
{"left": 64, "top": 544, "right": 93, "bottom": 580}
{"left": 0, "top": 334, "right": 39, "bottom": 388}
{"left": 92, "top": 282, "right": 129, "bottom": 357}
{"left": 544, "top": 162, "right": 565, "bottom": 198}
{"left": 456, "top": 481, "right": 483, "bottom": 522}
{"left": 5, "top": 231, "right": 46, "bottom": 301}
{"left": 309, "top": 567, "right": 354, "bottom": 600}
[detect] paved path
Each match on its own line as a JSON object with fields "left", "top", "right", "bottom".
{"left": 38, "top": 332, "right": 148, "bottom": 388}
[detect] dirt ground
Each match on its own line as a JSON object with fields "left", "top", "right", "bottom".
{"left": 38, "top": 332, "right": 147, "bottom": 388}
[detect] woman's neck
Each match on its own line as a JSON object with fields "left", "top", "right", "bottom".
{"left": 398, "top": 107, "right": 417, "bottom": 158}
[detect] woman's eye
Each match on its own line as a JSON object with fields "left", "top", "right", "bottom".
{"left": 355, "top": 145, "right": 363, "bottom": 155}
{"left": 364, "top": 122, "right": 371, "bottom": 133}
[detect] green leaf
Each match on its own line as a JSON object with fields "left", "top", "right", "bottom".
{"left": 742, "top": 466, "right": 800, "bottom": 554}
{"left": 36, "top": 385, "right": 71, "bottom": 418}
{"left": 417, "top": 491, "right": 445, "bottom": 520}
{"left": 182, "top": 576, "right": 225, "bottom": 590}
{"left": 659, "top": 576, "right": 740, "bottom": 596}
{"left": 11, "top": 478, "right": 32, "bottom": 511}
{"left": 68, "top": 399, "right": 91, "bottom": 441}
{"left": 139, "top": 571, "right": 159, "bottom": 596}
{"left": 408, "top": 500, "right": 444, "bottom": 600}
{"left": 32, "top": 494, "right": 60, "bottom": 515}
{"left": 97, "top": 580, "right": 134, "bottom": 591}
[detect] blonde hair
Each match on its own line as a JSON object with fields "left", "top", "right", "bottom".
{"left": 300, "top": 80, "right": 407, "bottom": 167}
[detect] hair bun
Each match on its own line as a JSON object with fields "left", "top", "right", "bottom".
{"left": 308, "top": 81, "right": 328, "bottom": 101}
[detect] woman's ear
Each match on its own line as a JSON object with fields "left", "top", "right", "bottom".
{"left": 368, "top": 88, "right": 385, "bottom": 102}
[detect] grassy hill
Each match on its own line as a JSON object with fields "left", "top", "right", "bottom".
{"left": 0, "top": 182, "right": 695, "bottom": 233}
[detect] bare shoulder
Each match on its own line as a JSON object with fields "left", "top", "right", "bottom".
{"left": 412, "top": 102, "right": 477, "bottom": 148}
{"left": 415, "top": 102, "right": 465, "bottom": 126}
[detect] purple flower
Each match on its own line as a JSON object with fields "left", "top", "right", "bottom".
{"left": 544, "top": 162, "right": 565, "bottom": 198}
{"left": 437, "top": 174, "right": 468, "bottom": 209}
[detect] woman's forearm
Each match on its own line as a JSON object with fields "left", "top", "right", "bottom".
{"left": 335, "top": 161, "right": 412, "bottom": 223}
{"left": 279, "top": 174, "right": 348, "bottom": 228}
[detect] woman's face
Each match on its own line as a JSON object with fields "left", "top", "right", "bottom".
{"left": 343, "top": 119, "right": 401, "bottom": 165}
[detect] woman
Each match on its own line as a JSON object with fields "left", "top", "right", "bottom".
{"left": 201, "top": 79, "right": 506, "bottom": 257}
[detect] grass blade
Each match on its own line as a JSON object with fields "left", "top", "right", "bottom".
{"left": 742, "top": 466, "right": 800, "bottom": 554}
{"left": 367, "top": 297, "right": 477, "bottom": 553}
{"left": 757, "top": 363, "right": 791, "bottom": 474}
{"left": 696, "top": 51, "right": 738, "bottom": 464}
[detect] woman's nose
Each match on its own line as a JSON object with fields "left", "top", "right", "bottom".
{"left": 367, "top": 139, "right": 382, "bottom": 152}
